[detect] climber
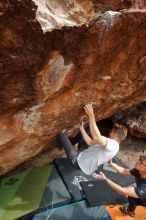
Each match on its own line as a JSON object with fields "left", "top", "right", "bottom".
{"left": 57, "top": 103, "right": 127, "bottom": 175}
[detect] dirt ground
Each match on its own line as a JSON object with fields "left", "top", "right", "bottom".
{"left": 9, "top": 135, "right": 146, "bottom": 176}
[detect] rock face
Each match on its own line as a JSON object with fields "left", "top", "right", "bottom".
{"left": 0, "top": 0, "right": 146, "bottom": 174}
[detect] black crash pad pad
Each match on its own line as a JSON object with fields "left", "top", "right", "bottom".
{"left": 54, "top": 158, "right": 92, "bottom": 201}
{"left": 81, "top": 180, "right": 128, "bottom": 206}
